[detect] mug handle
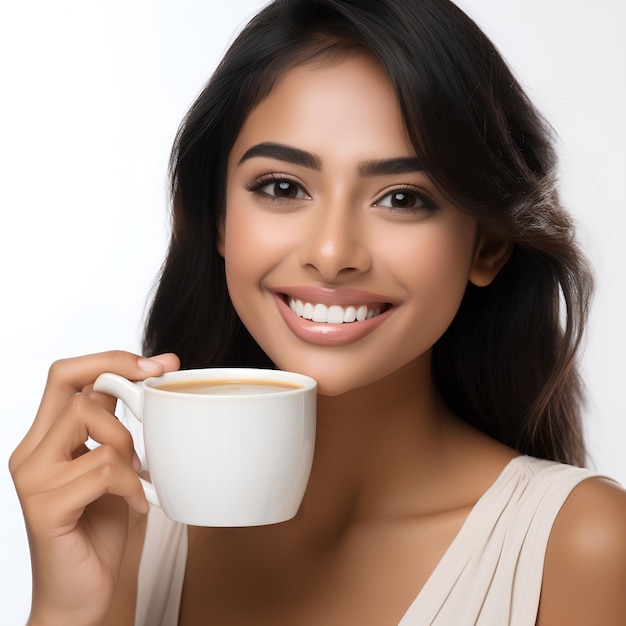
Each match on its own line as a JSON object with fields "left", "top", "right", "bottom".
{"left": 93, "top": 373, "right": 161, "bottom": 509}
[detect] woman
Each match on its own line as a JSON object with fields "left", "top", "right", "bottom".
{"left": 11, "top": 0, "right": 626, "bottom": 624}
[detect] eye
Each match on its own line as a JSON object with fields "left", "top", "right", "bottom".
{"left": 373, "top": 188, "right": 436, "bottom": 212}
{"left": 246, "top": 175, "right": 311, "bottom": 201}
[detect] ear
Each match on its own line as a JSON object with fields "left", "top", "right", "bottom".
{"left": 469, "top": 230, "right": 513, "bottom": 287}
{"left": 217, "top": 219, "right": 225, "bottom": 258}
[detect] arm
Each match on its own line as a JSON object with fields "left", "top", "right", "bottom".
{"left": 537, "top": 476, "right": 626, "bottom": 625}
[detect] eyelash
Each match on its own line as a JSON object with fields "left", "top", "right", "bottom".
{"left": 243, "top": 173, "right": 439, "bottom": 214}
{"left": 373, "top": 185, "right": 439, "bottom": 214}
{"left": 244, "top": 173, "right": 310, "bottom": 203}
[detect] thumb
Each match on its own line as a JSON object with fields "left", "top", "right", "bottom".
{"left": 138, "top": 353, "right": 181, "bottom": 374}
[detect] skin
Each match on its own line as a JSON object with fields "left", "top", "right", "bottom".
{"left": 9, "top": 351, "right": 180, "bottom": 626}
{"left": 11, "top": 53, "right": 626, "bottom": 625}
{"left": 220, "top": 54, "right": 505, "bottom": 398}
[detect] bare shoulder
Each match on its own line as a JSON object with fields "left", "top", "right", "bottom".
{"left": 537, "top": 476, "right": 626, "bottom": 626}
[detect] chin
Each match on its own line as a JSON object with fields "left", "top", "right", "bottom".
{"left": 296, "top": 367, "right": 388, "bottom": 398}
{"left": 314, "top": 381, "right": 352, "bottom": 397}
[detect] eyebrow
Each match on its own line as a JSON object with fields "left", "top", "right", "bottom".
{"left": 358, "top": 157, "right": 424, "bottom": 177}
{"left": 239, "top": 142, "right": 321, "bottom": 170}
{"left": 238, "top": 142, "right": 424, "bottom": 176}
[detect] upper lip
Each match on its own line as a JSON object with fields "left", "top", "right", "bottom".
{"left": 271, "top": 286, "right": 397, "bottom": 307}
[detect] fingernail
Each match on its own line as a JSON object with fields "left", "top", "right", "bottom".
{"left": 132, "top": 452, "right": 142, "bottom": 472}
{"left": 138, "top": 357, "right": 161, "bottom": 372}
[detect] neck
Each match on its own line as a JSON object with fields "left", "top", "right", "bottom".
{"left": 294, "top": 356, "right": 460, "bottom": 541}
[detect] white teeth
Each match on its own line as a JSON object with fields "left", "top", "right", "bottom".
{"left": 287, "top": 298, "right": 384, "bottom": 324}
{"left": 343, "top": 306, "right": 356, "bottom": 323}
{"left": 327, "top": 305, "right": 345, "bottom": 324}
{"left": 312, "top": 304, "right": 327, "bottom": 322}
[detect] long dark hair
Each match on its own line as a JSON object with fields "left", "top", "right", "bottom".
{"left": 144, "top": 0, "right": 592, "bottom": 466}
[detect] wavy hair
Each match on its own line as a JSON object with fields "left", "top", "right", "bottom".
{"left": 144, "top": 0, "right": 593, "bottom": 466}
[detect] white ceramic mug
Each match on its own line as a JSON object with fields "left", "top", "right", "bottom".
{"left": 93, "top": 368, "right": 316, "bottom": 526}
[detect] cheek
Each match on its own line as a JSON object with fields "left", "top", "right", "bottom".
{"left": 222, "top": 207, "right": 258, "bottom": 306}
{"left": 221, "top": 194, "right": 291, "bottom": 323}
{"left": 224, "top": 227, "right": 278, "bottom": 289}
{"left": 389, "top": 221, "right": 475, "bottom": 295}
{"left": 386, "top": 223, "right": 476, "bottom": 348}
{"left": 424, "top": 238, "right": 472, "bottom": 296}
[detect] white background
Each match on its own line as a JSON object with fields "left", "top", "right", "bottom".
{"left": 1, "top": 1, "right": 624, "bottom": 622}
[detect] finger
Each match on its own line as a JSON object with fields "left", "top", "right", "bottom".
{"left": 26, "top": 463, "right": 149, "bottom": 537}
{"left": 81, "top": 352, "right": 181, "bottom": 412}
{"left": 37, "top": 444, "right": 139, "bottom": 498}
{"left": 12, "top": 351, "right": 179, "bottom": 466}
{"left": 145, "top": 352, "right": 181, "bottom": 372}
{"left": 13, "top": 397, "right": 137, "bottom": 499}
{"left": 81, "top": 385, "right": 118, "bottom": 414}
{"left": 69, "top": 463, "right": 149, "bottom": 518}
{"left": 71, "top": 443, "right": 90, "bottom": 460}
{"left": 41, "top": 350, "right": 178, "bottom": 409}
{"left": 37, "top": 394, "right": 136, "bottom": 466}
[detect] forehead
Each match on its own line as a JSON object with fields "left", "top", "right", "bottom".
{"left": 229, "top": 53, "right": 416, "bottom": 165}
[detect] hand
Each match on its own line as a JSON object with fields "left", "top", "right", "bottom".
{"left": 9, "top": 351, "right": 180, "bottom": 626}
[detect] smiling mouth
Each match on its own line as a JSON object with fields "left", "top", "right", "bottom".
{"left": 286, "top": 297, "right": 390, "bottom": 324}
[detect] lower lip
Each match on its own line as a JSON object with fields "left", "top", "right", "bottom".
{"left": 274, "top": 295, "right": 395, "bottom": 347}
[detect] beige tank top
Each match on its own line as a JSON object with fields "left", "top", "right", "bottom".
{"left": 135, "top": 455, "right": 599, "bottom": 625}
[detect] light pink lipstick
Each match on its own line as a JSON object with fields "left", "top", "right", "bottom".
{"left": 272, "top": 287, "right": 396, "bottom": 347}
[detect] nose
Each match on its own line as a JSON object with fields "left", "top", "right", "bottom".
{"left": 298, "top": 197, "right": 372, "bottom": 281}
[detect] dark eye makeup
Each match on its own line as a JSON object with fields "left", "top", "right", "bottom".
{"left": 372, "top": 186, "right": 439, "bottom": 214}
{"left": 244, "top": 173, "right": 311, "bottom": 202}
{"left": 243, "top": 173, "right": 440, "bottom": 214}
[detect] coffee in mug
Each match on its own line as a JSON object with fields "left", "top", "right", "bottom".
{"left": 93, "top": 368, "right": 316, "bottom": 526}
{"left": 154, "top": 378, "right": 302, "bottom": 395}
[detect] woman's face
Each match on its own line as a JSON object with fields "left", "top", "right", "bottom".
{"left": 223, "top": 53, "right": 483, "bottom": 396}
